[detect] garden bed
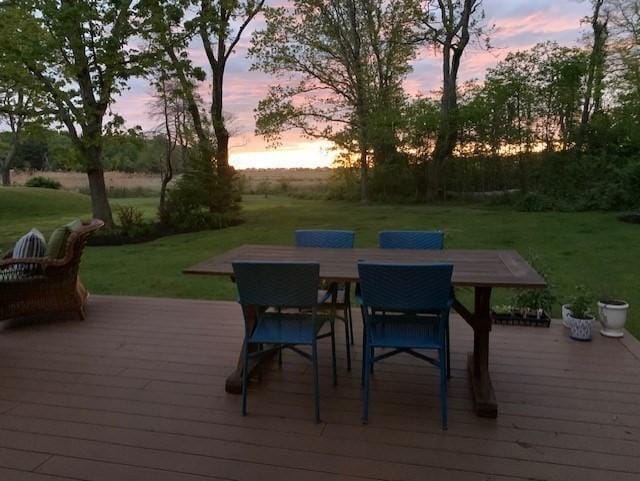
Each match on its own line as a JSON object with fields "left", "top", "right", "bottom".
{"left": 491, "top": 310, "right": 551, "bottom": 327}
{"left": 87, "top": 220, "right": 243, "bottom": 246}
{"left": 619, "top": 213, "right": 640, "bottom": 225}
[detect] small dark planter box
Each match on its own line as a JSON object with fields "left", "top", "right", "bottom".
{"left": 491, "top": 310, "right": 551, "bottom": 327}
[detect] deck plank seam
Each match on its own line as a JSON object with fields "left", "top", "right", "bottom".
{"left": 2, "top": 423, "right": 631, "bottom": 480}
{"left": 5, "top": 408, "right": 640, "bottom": 463}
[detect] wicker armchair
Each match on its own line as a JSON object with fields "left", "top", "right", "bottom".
{"left": 0, "top": 219, "right": 104, "bottom": 323}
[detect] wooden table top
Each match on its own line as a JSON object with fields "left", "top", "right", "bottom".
{"left": 184, "top": 245, "right": 547, "bottom": 289}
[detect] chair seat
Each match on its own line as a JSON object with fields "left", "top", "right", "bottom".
{"left": 367, "top": 314, "right": 443, "bottom": 349}
{"left": 249, "top": 312, "right": 329, "bottom": 345}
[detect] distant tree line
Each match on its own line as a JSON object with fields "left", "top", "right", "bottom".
{"left": 251, "top": 0, "right": 640, "bottom": 209}
{"left": 0, "top": 128, "right": 187, "bottom": 174}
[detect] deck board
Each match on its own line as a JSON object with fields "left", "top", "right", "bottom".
{"left": 0, "top": 295, "right": 638, "bottom": 481}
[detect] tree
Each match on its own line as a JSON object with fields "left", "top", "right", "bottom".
{"left": 250, "top": 0, "right": 418, "bottom": 202}
{"left": 141, "top": 0, "right": 261, "bottom": 213}
{"left": 148, "top": 70, "right": 193, "bottom": 219}
{"left": 418, "top": 0, "right": 488, "bottom": 197}
{"left": 0, "top": 1, "right": 146, "bottom": 227}
{"left": 579, "top": 0, "right": 610, "bottom": 146}
{"left": 0, "top": 30, "right": 47, "bottom": 186}
{"left": 0, "top": 85, "right": 33, "bottom": 185}
{"left": 194, "top": 0, "right": 265, "bottom": 173}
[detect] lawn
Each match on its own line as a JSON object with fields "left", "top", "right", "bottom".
{"left": 2, "top": 186, "right": 639, "bottom": 338}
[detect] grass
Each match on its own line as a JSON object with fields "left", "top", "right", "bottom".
{"left": 2, "top": 186, "right": 639, "bottom": 338}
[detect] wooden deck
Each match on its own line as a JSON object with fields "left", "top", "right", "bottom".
{"left": 0, "top": 295, "right": 639, "bottom": 481}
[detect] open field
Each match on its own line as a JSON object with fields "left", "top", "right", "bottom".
{"left": 1, "top": 186, "right": 638, "bottom": 338}
{"left": 9, "top": 168, "right": 332, "bottom": 194}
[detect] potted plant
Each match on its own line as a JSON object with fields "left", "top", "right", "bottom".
{"left": 561, "top": 303, "right": 572, "bottom": 328}
{"left": 568, "top": 286, "right": 595, "bottom": 341}
{"left": 597, "top": 298, "right": 629, "bottom": 338}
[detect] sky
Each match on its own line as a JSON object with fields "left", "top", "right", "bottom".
{"left": 114, "top": 0, "right": 591, "bottom": 170}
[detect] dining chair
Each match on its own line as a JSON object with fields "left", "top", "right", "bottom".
{"left": 378, "top": 229, "right": 451, "bottom": 378}
{"left": 295, "top": 229, "right": 355, "bottom": 370}
{"left": 232, "top": 261, "right": 337, "bottom": 423}
{"left": 378, "top": 230, "right": 444, "bottom": 250}
{"left": 358, "top": 262, "right": 453, "bottom": 429}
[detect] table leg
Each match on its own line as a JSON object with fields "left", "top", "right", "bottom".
{"left": 225, "top": 306, "right": 277, "bottom": 394}
{"left": 468, "top": 286, "right": 497, "bottom": 417}
{"left": 453, "top": 286, "right": 498, "bottom": 418}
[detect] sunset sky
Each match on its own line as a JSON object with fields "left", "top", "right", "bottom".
{"left": 115, "top": 0, "right": 591, "bottom": 169}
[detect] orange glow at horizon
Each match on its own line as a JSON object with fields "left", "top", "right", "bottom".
{"left": 229, "top": 140, "right": 339, "bottom": 170}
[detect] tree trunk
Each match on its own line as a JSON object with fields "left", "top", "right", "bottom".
{"left": 159, "top": 172, "right": 171, "bottom": 221}
{"left": 85, "top": 143, "right": 114, "bottom": 228}
{"left": 430, "top": 46, "right": 459, "bottom": 200}
{"left": 579, "top": 0, "right": 608, "bottom": 148}
{"left": 212, "top": 66, "right": 229, "bottom": 172}
{"left": 2, "top": 130, "right": 20, "bottom": 187}
{"left": 359, "top": 144, "right": 369, "bottom": 204}
{"left": 1, "top": 167, "right": 10, "bottom": 186}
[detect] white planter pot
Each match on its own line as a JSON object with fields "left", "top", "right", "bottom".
{"left": 561, "top": 304, "right": 572, "bottom": 328}
{"left": 569, "top": 314, "right": 594, "bottom": 341}
{"left": 598, "top": 300, "right": 629, "bottom": 338}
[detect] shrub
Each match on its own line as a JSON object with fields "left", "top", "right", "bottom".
{"left": 326, "top": 168, "right": 361, "bottom": 201}
{"left": 114, "top": 204, "right": 145, "bottom": 235}
{"left": 159, "top": 175, "right": 242, "bottom": 231}
{"left": 514, "top": 192, "right": 553, "bottom": 212}
{"left": 254, "top": 180, "right": 272, "bottom": 196}
{"left": 369, "top": 161, "right": 420, "bottom": 203}
{"left": 25, "top": 176, "right": 61, "bottom": 190}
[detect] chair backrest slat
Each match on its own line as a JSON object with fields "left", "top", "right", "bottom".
{"left": 378, "top": 231, "right": 444, "bottom": 250}
{"left": 233, "top": 261, "right": 320, "bottom": 308}
{"left": 295, "top": 230, "right": 355, "bottom": 249}
{"left": 358, "top": 262, "right": 453, "bottom": 312}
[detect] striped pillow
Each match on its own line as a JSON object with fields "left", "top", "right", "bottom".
{"left": 11, "top": 228, "right": 47, "bottom": 277}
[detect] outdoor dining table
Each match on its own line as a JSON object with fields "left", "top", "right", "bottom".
{"left": 184, "top": 244, "right": 546, "bottom": 418}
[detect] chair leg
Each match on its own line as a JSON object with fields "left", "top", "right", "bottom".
{"left": 344, "top": 311, "right": 352, "bottom": 371}
{"left": 361, "top": 309, "right": 367, "bottom": 387}
{"left": 370, "top": 347, "right": 374, "bottom": 374}
{"left": 312, "top": 340, "right": 321, "bottom": 423}
{"left": 439, "top": 347, "right": 448, "bottom": 430}
{"left": 330, "top": 321, "right": 337, "bottom": 386}
{"left": 348, "top": 303, "right": 355, "bottom": 346}
{"left": 362, "top": 341, "right": 371, "bottom": 424}
{"left": 345, "top": 283, "right": 354, "bottom": 346}
{"left": 278, "top": 344, "right": 283, "bottom": 367}
{"left": 257, "top": 343, "right": 263, "bottom": 382}
{"left": 446, "top": 321, "right": 451, "bottom": 380}
{"left": 241, "top": 340, "right": 249, "bottom": 417}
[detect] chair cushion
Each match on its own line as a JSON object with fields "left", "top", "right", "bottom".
{"left": 10, "top": 228, "right": 47, "bottom": 277}
{"left": 47, "top": 226, "right": 71, "bottom": 259}
{"left": 47, "top": 219, "right": 82, "bottom": 259}
{"left": 66, "top": 219, "right": 83, "bottom": 232}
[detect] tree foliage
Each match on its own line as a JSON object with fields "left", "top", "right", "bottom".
{"left": 250, "top": 0, "right": 419, "bottom": 202}
{"left": 0, "top": 0, "right": 147, "bottom": 226}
